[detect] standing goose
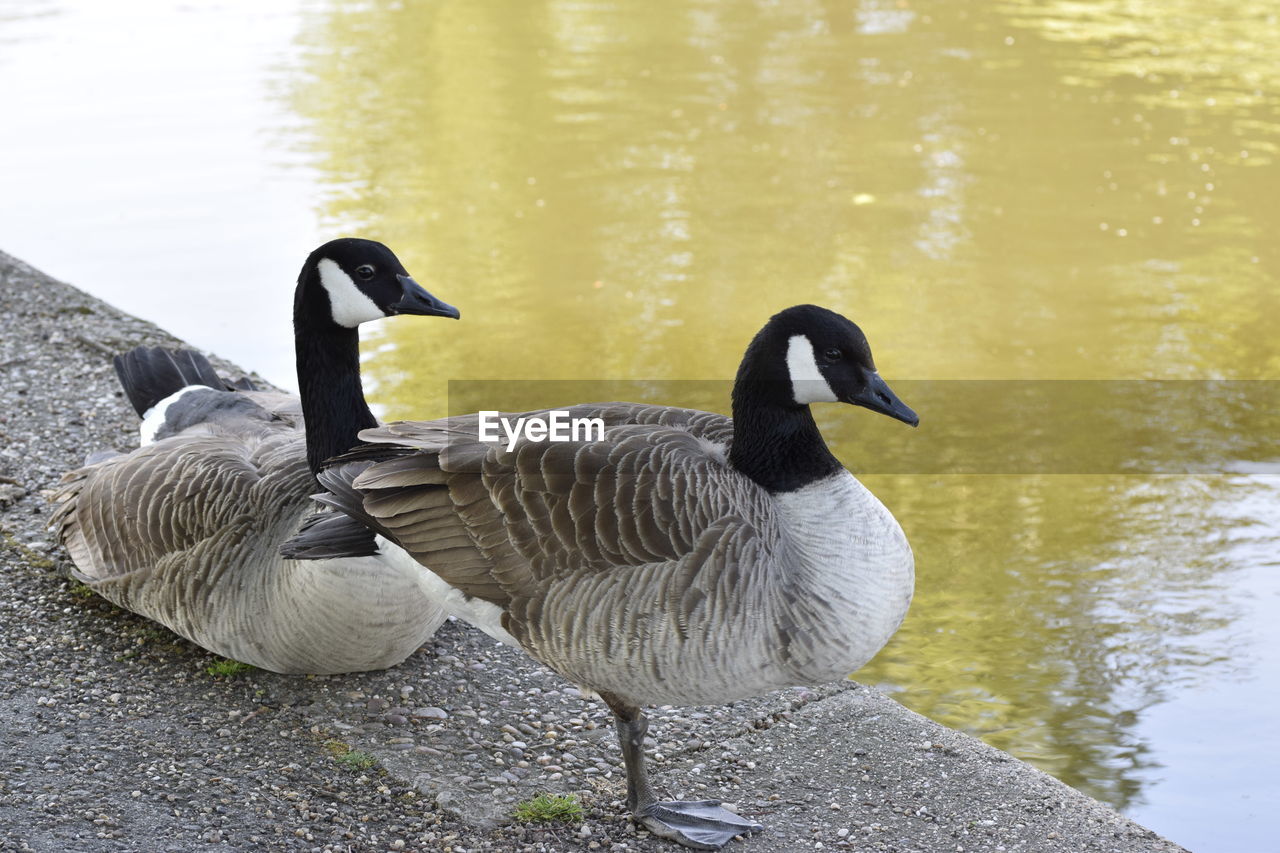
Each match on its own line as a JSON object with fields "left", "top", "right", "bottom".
{"left": 52, "top": 238, "right": 460, "bottom": 674}
{"left": 283, "top": 304, "right": 919, "bottom": 848}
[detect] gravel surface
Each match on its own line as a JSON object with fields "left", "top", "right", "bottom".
{"left": 0, "top": 248, "right": 1187, "bottom": 852}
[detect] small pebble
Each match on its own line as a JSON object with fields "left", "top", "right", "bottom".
{"left": 415, "top": 706, "right": 448, "bottom": 720}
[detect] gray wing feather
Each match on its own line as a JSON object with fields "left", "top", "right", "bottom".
{"left": 53, "top": 430, "right": 312, "bottom": 589}
{"left": 296, "top": 404, "right": 777, "bottom": 666}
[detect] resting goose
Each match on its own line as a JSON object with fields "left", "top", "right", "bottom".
{"left": 52, "top": 238, "right": 460, "bottom": 674}
{"left": 283, "top": 304, "right": 918, "bottom": 848}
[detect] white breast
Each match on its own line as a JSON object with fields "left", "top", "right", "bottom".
{"left": 771, "top": 470, "right": 915, "bottom": 683}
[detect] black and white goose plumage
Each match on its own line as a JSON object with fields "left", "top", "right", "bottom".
{"left": 284, "top": 304, "right": 918, "bottom": 847}
{"left": 52, "top": 238, "right": 461, "bottom": 674}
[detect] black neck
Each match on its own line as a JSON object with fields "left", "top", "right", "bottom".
{"left": 295, "top": 301, "right": 377, "bottom": 479}
{"left": 728, "top": 383, "right": 842, "bottom": 493}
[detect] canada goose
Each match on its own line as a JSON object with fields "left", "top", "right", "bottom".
{"left": 51, "top": 238, "right": 461, "bottom": 674}
{"left": 283, "top": 304, "right": 918, "bottom": 848}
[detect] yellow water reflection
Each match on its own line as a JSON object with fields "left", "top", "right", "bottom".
{"left": 287, "top": 0, "right": 1280, "bottom": 834}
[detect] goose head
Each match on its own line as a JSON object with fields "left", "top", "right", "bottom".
{"left": 295, "top": 237, "right": 460, "bottom": 331}
{"left": 735, "top": 304, "right": 918, "bottom": 427}
{"left": 291, "top": 237, "right": 459, "bottom": 478}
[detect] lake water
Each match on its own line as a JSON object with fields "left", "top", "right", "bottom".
{"left": 2, "top": 2, "right": 1278, "bottom": 850}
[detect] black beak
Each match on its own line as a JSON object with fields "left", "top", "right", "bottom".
{"left": 392, "top": 274, "right": 460, "bottom": 319}
{"left": 848, "top": 367, "right": 919, "bottom": 427}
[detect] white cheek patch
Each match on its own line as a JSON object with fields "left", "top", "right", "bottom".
{"left": 786, "top": 334, "right": 839, "bottom": 405}
{"left": 318, "top": 258, "right": 384, "bottom": 327}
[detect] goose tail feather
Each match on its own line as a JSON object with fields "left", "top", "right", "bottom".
{"left": 112, "top": 346, "right": 228, "bottom": 418}
{"left": 280, "top": 459, "right": 394, "bottom": 559}
{"left": 279, "top": 509, "right": 380, "bottom": 559}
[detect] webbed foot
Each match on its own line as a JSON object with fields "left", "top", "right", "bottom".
{"left": 638, "top": 799, "right": 764, "bottom": 850}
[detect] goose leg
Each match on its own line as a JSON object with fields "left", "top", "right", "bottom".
{"left": 602, "top": 693, "right": 764, "bottom": 850}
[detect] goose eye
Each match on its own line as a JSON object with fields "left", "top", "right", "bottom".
{"left": 355, "top": 264, "right": 376, "bottom": 280}
{"left": 823, "top": 348, "right": 842, "bottom": 361}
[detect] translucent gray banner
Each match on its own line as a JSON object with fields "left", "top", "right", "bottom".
{"left": 440, "top": 380, "right": 1280, "bottom": 475}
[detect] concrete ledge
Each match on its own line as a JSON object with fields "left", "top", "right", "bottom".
{"left": 0, "top": 249, "right": 1186, "bottom": 852}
